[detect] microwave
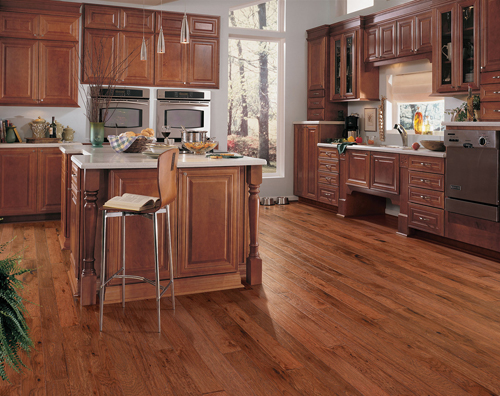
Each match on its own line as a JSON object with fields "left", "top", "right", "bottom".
{"left": 94, "top": 87, "right": 150, "bottom": 138}
{"left": 156, "top": 89, "right": 211, "bottom": 140}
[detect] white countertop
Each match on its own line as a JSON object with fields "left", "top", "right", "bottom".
{"left": 0, "top": 142, "right": 81, "bottom": 148}
{"left": 293, "top": 121, "right": 344, "bottom": 125}
{"left": 317, "top": 143, "right": 446, "bottom": 157}
{"left": 67, "top": 146, "right": 267, "bottom": 169}
{"left": 444, "top": 122, "right": 500, "bottom": 127}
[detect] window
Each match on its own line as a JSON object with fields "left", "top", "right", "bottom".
{"left": 228, "top": 0, "right": 285, "bottom": 176}
{"left": 388, "top": 71, "right": 445, "bottom": 135}
{"left": 347, "top": 0, "right": 374, "bottom": 14}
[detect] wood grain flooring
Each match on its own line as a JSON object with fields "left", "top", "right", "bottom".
{"left": 1, "top": 203, "right": 500, "bottom": 395}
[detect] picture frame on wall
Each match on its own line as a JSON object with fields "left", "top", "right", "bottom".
{"left": 364, "top": 108, "right": 377, "bottom": 132}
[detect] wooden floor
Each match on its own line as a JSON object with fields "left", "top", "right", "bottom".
{"left": 2, "top": 202, "right": 500, "bottom": 395}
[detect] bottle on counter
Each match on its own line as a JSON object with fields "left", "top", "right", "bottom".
{"left": 424, "top": 116, "right": 432, "bottom": 135}
{"left": 413, "top": 107, "right": 423, "bottom": 134}
{"left": 49, "top": 116, "right": 57, "bottom": 138}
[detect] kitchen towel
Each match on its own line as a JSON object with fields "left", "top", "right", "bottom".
{"left": 337, "top": 142, "right": 357, "bottom": 154}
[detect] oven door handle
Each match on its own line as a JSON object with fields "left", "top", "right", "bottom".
{"left": 108, "top": 100, "right": 149, "bottom": 105}
{"left": 159, "top": 102, "right": 210, "bottom": 107}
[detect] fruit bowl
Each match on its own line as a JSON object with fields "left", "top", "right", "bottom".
{"left": 420, "top": 140, "right": 445, "bottom": 152}
{"left": 183, "top": 140, "right": 218, "bottom": 154}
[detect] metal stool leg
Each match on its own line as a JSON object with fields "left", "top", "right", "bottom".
{"left": 122, "top": 213, "right": 126, "bottom": 308}
{"left": 100, "top": 210, "right": 108, "bottom": 332}
{"left": 154, "top": 212, "right": 161, "bottom": 333}
{"left": 166, "top": 204, "right": 175, "bottom": 310}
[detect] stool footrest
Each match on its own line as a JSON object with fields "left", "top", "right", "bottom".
{"left": 102, "top": 271, "right": 172, "bottom": 293}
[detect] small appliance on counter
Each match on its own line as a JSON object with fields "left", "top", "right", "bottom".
{"left": 343, "top": 115, "right": 359, "bottom": 139}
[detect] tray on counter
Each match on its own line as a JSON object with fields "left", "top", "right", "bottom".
{"left": 26, "top": 137, "right": 62, "bottom": 143}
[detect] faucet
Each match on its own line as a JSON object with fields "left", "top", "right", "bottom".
{"left": 394, "top": 124, "right": 408, "bottom": 147}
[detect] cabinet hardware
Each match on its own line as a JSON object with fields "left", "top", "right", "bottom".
{"left": 326, "top": 152, "right": 331, "bottom": 157}
{"left": 313, "top": 92, "right": 320, "bottom": 95}
{"left": 419, "top": 162, "right": 431, "bottom": 166}
{"left": 314, "top": 113, "right": 320, "bottom": 116}
{"left": 418, "top": 216, "right": 429, "bottom": 221}
{"left": 493, "top": 76, "right": 500, "bottom": 79}
{"left": 325, "top": 164, "right": 331, "bottom": 169}
{"left": 40, "top": 99, "right": 43, "bottom": 102}
{"left": 494, "top": 110, "right": 500, "bottom": 113}
{"left": 494, "top": 91, "right": 500, "bottom": 94}
{"left": 325, "top": 177, "right": 331, "bottom": 182}
{"left": 324, "top": 192, "right": 331, "bottom": 197}
{"left": 313, "top": 101, "right": 320, "bottom": 104}
{"left": 419, "top": 195, "right": 430, "bottom": 200}
{"left": 419, "top": 178, "right": 429, "bottom": 183}
{"left": 414, "top": 48, "right": 418, "bottom": 53}
{"left": 481, "top": 66, "right": 485, "bottom": 70}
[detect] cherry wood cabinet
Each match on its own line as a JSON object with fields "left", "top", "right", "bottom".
{"left": 379, "top": 22, "right": 397, "bottom": 60}
{"left": 330, "top": 17, "right": 379, "bottom": 102}
{"left": 69, "top": 162, "right": 82, "bottom": 286}
{"left": 82, "top": 29, "right": 120, "bottom": 84}
{"left": 432, "top": 0, "right": 480, "bottom": 94}
{"left": 397, "top": 12, "right": 433, "bottom": 57}
{"left": 317, "top": 147, "right": 340, "bottom": 206}
{"left": 346, "top": 150, "right": 370, "bottom": 188}
{"left": 155, "top": 34, "right": 184, "bottom": 86}
{"left": 0, "top": 12, "right": 79, "bottom": 41}
{"left": 370, "top": 152, "right": 399, "bottom": 193}
{"left": 480, "top": 0, "right": 500, "bottom": 72}
{"left": 120, "top": 31, "right": 155, "bottom": 86}
{"left": 0, "top": 147, "right": 61, "bottom": 217}
{"left": 0, "top": 148, "right": 37, "bottom": 216}
{"left": 187, "top": 37, "right": 219, "bottom": 88}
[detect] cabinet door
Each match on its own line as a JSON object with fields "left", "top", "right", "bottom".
{"left": 189, "top": 15, "right": 219, "bottom": 37}
{"left": 481, "top": 0, "right": 500, "bottom": 72}
{"left": 308, "top": 36, "right": 327, "bottom": 91}
{"left": 155, "top": 34, "right": 185, "bottom": 86}
{"left": 84, "top": 4, "right": 121, "bottom": 30}
{"left": 38, "top": 40, "right": 78, "bottom": 106}
{"left": 293, "top": 125, "right": 306, "bottom": 197}
{"left": 37, "top": 148, "right": 62, "bottom": 213}
{"left": 456, "top": 0, "right": 479, "bottom": 91}
{"left": 0, "top": 149, "right": 37, "bottom": 216}
{"left": 346, "top": 150, "right": 370, "bottom": 188}
{"left": 415, "top": 11, "right": 433, "bottom": 54}
{"left": 330, "top": 35, "right": 343, "bottom": 100}
{"left": 69, "top": 182, "right": 82, "bottom": 282}
{"left": 397, "top": 17, "right": 414, "bottom": 57}
{"left": 343, "top": 32, "right": 357, "bottom": 100}
{"left": 82, "top": 29, "right": 120, "bottom": 84}
{"left": 370, "top": 152, "right": 399, "bottom": 193}
{"left": 39, "top": 14, "right": 79, "bottom": 42}
{"left": 119, "top": 31, "right": 154, "bottom": 86}
{"left": 187, "top": 37, "right": 219, "bottom": 88}
{"left": 177, "top": 167, "right": 242, "bottom": 278}
{"left": 157, "top": 13, "right": 183, "bottom": 35}
{"left": 122, "top": 8, "right": 154, "bottom": 33}
{"left": 0, "top": 12, "right": 38, "bottom": 39}
{"left": 0, "top": 38, "right": 38, "bottom": 105}
{"left": 365, "top": 26, "right": 378, "bottom": 62}
{"left": 304, "top": 126, "right": 318, "bottom": 200}
{"left": 106, "top": 170, "right": 174, "bottom": 284}
{"left": 379, "top": 22, "right": 396, "bottom": 60}
{"left": 433, "top": 4, "right": 456, "bottom": 93}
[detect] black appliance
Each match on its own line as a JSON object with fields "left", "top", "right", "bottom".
{"left": 445, "top": 129, "right": 500, "bottom": 221}
{"left": 344, "top": 115, "right": 359, "bottom": 139}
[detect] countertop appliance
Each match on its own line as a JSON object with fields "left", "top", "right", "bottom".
{"left": 344, "top": 115, "right": 359, "bottom": 139}
{"left": 93, "top": 87, "right": 150, "bottom": 139}
{"left": 156, "top": 89, "right": 211, "bottom": 141}
{"left": 445, "top": 129, "right": 500, "bottom": 221}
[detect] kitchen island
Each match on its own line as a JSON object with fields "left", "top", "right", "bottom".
{"left": 63, "top": 146, "right": 265, "bottom": 306}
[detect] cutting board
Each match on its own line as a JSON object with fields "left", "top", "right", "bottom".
{"left": 26, "top": 137, "right": 62, "bottom": 143}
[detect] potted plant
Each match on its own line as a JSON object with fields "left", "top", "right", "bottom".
{"left": 0, "top": 236, "right": 33, "bottom": 382}
{"left": 79, "top": 39, "right": 139, "bottom": 147}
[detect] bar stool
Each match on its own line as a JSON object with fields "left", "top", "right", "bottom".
{"left": 99, "top": 148, "right": 179, "bottom": 333}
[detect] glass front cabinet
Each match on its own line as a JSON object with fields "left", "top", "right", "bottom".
{"left": 330, "top": 31, "right": 357, "bottom": 101}
{"left": 433, "top": 0, "right": 479, "bottom": 94}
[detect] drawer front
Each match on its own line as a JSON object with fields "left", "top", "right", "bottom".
{"left": 481, "top": 71, "right": 500, "bottom": 85}
{"left": 318, "top": 160, "right": 339, "bottom": 173}
{"left": 308, "top": 89, "right": 325, "bottom": 98}
{"left": 70, "top": 162, "right": 80, "bottom": 192}
{"left": 307, "top": 108, "right": 325, "bottom": 121}
{"left": 318, "top": 148, "right": 339, "bottom": 160}
{"left": 318, "top": 186, "right": 338, "bottom": 206}
{"left": 480, "top": 84, "right": 500, "bottom": 102}
{"left": 318, "top": 172, "right": 339, "bottom": 186}
{"left": 480, "top": 102, "right": 500, "bottom": 121}
{"left": 308, "top": 97, "right": 325, "bottom": 109}
{"left": 408, "top": 203, "right": 444, "bottom": 236}
{"left": 407, "top": 156, "right": 444, "bottom": 174}
{"left": 408, "top": 186, "right": 444, "bottom": 209}
{"left": 408, "top": 170, "right": 444, "bottom": 191}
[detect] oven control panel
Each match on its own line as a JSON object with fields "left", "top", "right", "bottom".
{"left": 445, "top": 130, "right": 499, "bottom": 149}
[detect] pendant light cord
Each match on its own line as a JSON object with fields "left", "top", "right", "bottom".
{"left": 142, "top": 0, "right": 145, "bottom": 39}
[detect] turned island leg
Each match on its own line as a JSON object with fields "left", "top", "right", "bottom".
{"left": 246, "top": 165, "right": 263, "bottom": 285}
{"left": 81, "top": 170, "right": 100, "bottom": 306}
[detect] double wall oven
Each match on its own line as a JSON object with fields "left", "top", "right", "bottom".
{"left": 94, "top": 87, "right": 150, "bottom": 139}
{"left": 156, "top": 89, "right": 211, "bottom": 140}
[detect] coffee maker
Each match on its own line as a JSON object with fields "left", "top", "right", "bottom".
{"left": 343, "top": 115, "right": 359, "bottom": 139}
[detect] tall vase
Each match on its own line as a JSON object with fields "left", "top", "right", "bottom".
{"left": 90, "top": 122, "right": 104, "bottom": 147}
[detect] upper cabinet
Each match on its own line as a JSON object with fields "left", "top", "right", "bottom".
{"left": 83, "top": 4, "right": 219, "bottom": 88}
{"left": 330, "top": 17, "right": 379, "bottom": 102}
{"left": 480, "top": 0, "right": 500, "bottom": 72}
{"left": 432, "top": 0, "right": 480, "bottom": 94}
{"left": 0, "top": 1, "right": 80, "bottom": 107}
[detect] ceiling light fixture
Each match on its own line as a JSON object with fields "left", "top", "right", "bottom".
{"left": 140, "top": 0, "right": 147, "bottom": 61}
{"left": 180, "top": 6, "right": 189, "bottom": 44}
{"left": 157, "top": 0, "right": 165, "bottom": 53}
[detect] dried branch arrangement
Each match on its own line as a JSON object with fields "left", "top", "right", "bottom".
{"left": 78, "top": 38, "right": 141, "bottom": 123}
{"left": 378, "top": 96, "right": 386, "bottom": 142}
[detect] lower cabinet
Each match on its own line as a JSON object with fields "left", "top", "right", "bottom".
{"left": 317, "top": 146, "right": 339, "bottom": 205}
{"left": 0, "top": 147, "right": 61, "bottom": 217}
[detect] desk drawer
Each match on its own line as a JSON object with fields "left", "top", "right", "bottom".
{"left": 480, "top": 102, "right": 500, "bottom": 121}
{"left": 318, "top": 160, "right": 339, "bottom": 173}
{"left": 408, "top": 170, "right": 444, "bottom": 191}
{"left": 408, "top": 186, "right": 444, "bottom": 209}
{"left": 408, "top": 156, "right": 444, "bottom": 174}
{"left": 308, "top": 97, "right": 325, "bottom": 109}
{"left": 318, "top": 172, "right": 339, "bottom": 186}
{"left": 318, "top": 148, "right": 339, "bottom": 160}
{"left": 408, "top": 203, "right": 444, "bottom": 236}
{"left": 318, "top": 186, "right": 338, "bottom": 205}
{"left": 307, "top": 108, "right": 325, "bottom": 121}
{"left": 308, "top": 89, "right": 325, "bottom": 98}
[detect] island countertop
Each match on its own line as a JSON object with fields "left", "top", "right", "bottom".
{"left": 66, "top": 146, "right": 267, "bottom": 169}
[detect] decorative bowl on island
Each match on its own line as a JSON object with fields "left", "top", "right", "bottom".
{"left": 183, "top": 141, "right": 218, "bottom": 154}
{"left": 420, "top": 140, "right": 445, "bottom": 152}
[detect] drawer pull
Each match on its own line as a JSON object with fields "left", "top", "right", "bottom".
{"left": 314, "top": 113, "right": 320, "bottom": 116}
{"left": 325, "top": 164, "right": 331, "bottom": 169}
{"left": 493, "top": 76, "right": 500, "bottom": 79}
{"left": 313, "top": 92, "right": 320, "bottom": 95}
{"left": 418, "top": 216, "right": 429, "bottom": 221}
{"left": 419, "top": 195, "right": 431, "bottom": 200}
{"left": 313, "top": 101, "right": 320, "bottom": 105}
{"left": 326, "top": 152, "right": 332, "bottom": 157}
{"left": 419, "top": 162, "right": 431, "bottom": 166}
{"left": 493, "top": 91, "right": 500, "bottom": 94}
{"left": 419, "top": 179, "right": 429, "bottom": 183}
{"left": 494, "top": 110, "right": 500, "bottom": 113}
{"left": 324, "top": 192, "right": 331, "bottom": 196}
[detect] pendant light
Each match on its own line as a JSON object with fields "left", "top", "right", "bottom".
{"left": 157, "top": 0, "right": 165, "bottom": 53}
{"left": 140, "top": 0, "right": 147, "bottom": 61}
{"left": 180, "top": 5, "right": 189, "bottom": 44}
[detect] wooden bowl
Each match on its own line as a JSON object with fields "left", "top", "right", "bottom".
{"left": 420, "top": 140, "right": 445, "bottom": 152}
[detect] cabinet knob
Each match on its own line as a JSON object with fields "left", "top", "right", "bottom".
{"left": 493, "top": 76, "right": 500, "bottom": 79}
{"left": 414, "top": 48, "right": 418, "bottom": 53}
{"left": 481, "top": 66, "right": 485, "bottom": 70}
{"left": 40, "top": 99, "right": 43, "bottom": 102}
{"left": 418, "top": 216, "right": 429, "bottom": 221}
{"left": 420, "top": 195, "right": 430, "bottom": 200}
{"left": 494, "top": 110, "right": 500, "bottom": 113}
